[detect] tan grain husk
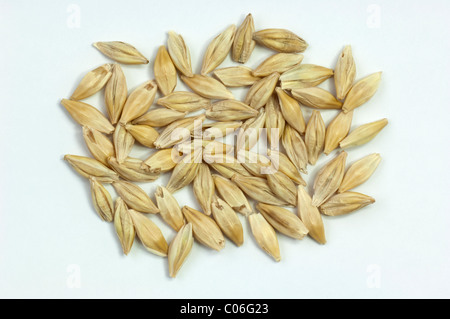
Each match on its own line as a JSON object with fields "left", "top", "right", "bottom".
{"left": 201, "top": 24, "right": 236, "bottom": 75}
{"left": 323, "top": 110, "right": 353, "bottom": 155}
{"left": 119, "top": 80, "right": 157, "bottom": 124}
{"left": 213, "top": 66, "right": 260, "bottom": 87}
{"left": 105, "top": 64, "right": 127, "bottom": 124}
{"left": 154, "top": 114, "right": 206, "bottom": 149}
{"left": 238, "top": 150, "right": 273, "bottom": 178}
{"left": 108, "top": 156, "right": 160, "bottom": 182}
{"left": 232, "top": 13, "right": 255, "bottom": 63}
{"left": 89, "top": 177, "right": 114, "bottom": 222}
{"left": 236, "top": 107, "right": 266, "bottom": 152}
{"left": 320, "top": 192, "right": 375, "bottom": 216}
{"left": 144, "top": 148, "right": 178, "bottom": 172}
{"left": 211, "top": 196, "right": 244, "bottom": 246}
{"left": 203, "top": 121, "right": 242, "bottom": 139}
{"left": 193, "top": 164, "right": 215, "bottom": 216}
{"left": 342, "top": 72, "right": 382, "bottom": 113}
{"left": 257, "top": 203, "right": 309, "bottom": 240}
{"left": 166, "top": 150, "right": 202, "bottom": 193}
{"left": 339, "top": 118, "right": 388, "bottom": 150}
{"left": 305, "top": 110, "right": 325, "bottom": 165}
{"left": 267, "top": 149, "right": 306, "bottom": 185}
{"left": 64, "top": 154, "right": 119, "bottom": 183}
{"left": 297, "top": 186, "right": 326, "bottom": 244}
{"left": 334, "top": 45, "right": 356, "bottom": 100}
{"left": 113, "top": 124, "right": 134, "bottom": 163}
{"left": 61, "top": 99, "right": 114, "bottom": 134}
{"left": 132, "top": 108, "right": 187, "bottom": 127}
{"left": 201, "top": 140, "right": 234, "bottom": 157}
{"left": 167, "top": 31, "right": 193, "bottom": 77}
{"left": 206, "top": 100, "right": 258, "bottom": 121}
{"left": 181, "top": 74, "right": 234, "bottom": 100}
{"left": 248, "top": 213, "right": 281, "bottom": 262}
{"left": 205, "top": 153, "right": 252, "bottom": 179}
{"left": 125, "top": 123, "right": 159, "bottom": 148}
{"left": 155, "top": 186, "right": 185, "bottom": 231}
{"left": 280, "top": 64, "right": 334, "bottom": 90}
{"left": 82, "top": 126, "right": 115, "bottom": 166}
{"left": 281, "top": 124, "right": 308, "bottom": 174}
{"left": 253, "top": 28, "right": 308, "bottom": 53}
{"left": 114, "top": 197, "right": 135, "bottom": 255}
{"left": 311, "top": 151, "right": 347, "bottom": 207}
{"left": 157, "top": 91, "right": 211, "bottom": 112}
{"left": 339, "top": 153, "right": 382, "bottom": 193}
{"left": 93, "top": 41, "right": 149, "bottom": 64}
{"left": 129, "top": 209, "right": 168, "bottom": 256}
{"left": 265, "top": 94, "right": 286, "bottom": 147}
{"left": 212, "top": 174, "right": 252, "bottom": 216}
{"left": 231, "top": 174, "right": 289, "bottom": 206}
{"left": 291, "top": 87, "right": 342, "bottom": 109}
{"left": 71, "top": 63, "right": 113, "bottom": 100}
{"left": 266, "top": 171, "right": 298, "bottom": 206}
{"left": 181, "top": 206, "right": 225, "bottom": 251}
{"left": 244, "top": 72, "right": 280, "bottom": 109}
{"left": 112, "top": 180, "right": 159, "bottom": 214}
{"left": 276, "top": 87, "right": 306, "bottom": 134}
{"left": 212, "top": 160, "right": 241, "bottom": 176}
{"left": 154, "top": 45, "right": 177, "bottom": 96}
{"left": 253, "top": 53, "right": 303, "bottom": 77}
{"left": 168, "top": 223, "right": 194, "bottom": 278}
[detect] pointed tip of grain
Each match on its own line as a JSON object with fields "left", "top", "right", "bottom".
{"left": 314, "top": 230, "right": 327, "bottom": 244}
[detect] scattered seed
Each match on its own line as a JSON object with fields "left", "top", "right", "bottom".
{"left": 168, "top": 223, "right": 194, "bottom": 278}
{"left": 297, "top": 186, "right": 326, "bottom": 244}
{"left": 93, "top": 41, "right": 149, "bottom": 64}
{"left": 71, "top": 63, "right": 112, "bottom": 101}
{"left": 334, "top": 45, "right": 356, "bottom": 100}
{"left": 339, "top": 118, "right": 388, "bottom": 150}
{"left": 114, "top": 197, "right": 135, "bottom": 255}
{"left": 320, "top": 192, "right": 375, "bottom": 216}
{"left": 154, "top": 45, "right": 177, "bottom": 96}
{"left": 257, "top": 203, "right": 309, "bottom": 240}
{"left": 129, "top": 209, "right": 168, "bottom": 256}
{"left": 339, "top": 153, "right": 381, "bottom": 193}
{"left": 182, "top": 206, "right": 225, "bottom": 251}
{"left": 232, "top": 14, "right": 255, "bottom": 63}
{"left": 253, "top": 28, "right": 308, "bottom": 53}
{"left": 248, "top": 213, "right": 281, "bottom": 262}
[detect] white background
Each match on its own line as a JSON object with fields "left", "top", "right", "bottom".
{"left": 1, "top": 0, "right": 449, "bottom": 299}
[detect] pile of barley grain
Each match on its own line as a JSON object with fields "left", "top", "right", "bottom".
{"left": 62, "top": 14, "right": 387, "bottom": 277}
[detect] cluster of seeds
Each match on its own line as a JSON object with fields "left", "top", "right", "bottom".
{"left": 62, "top": 14, "right": 387, "bottom": 277}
